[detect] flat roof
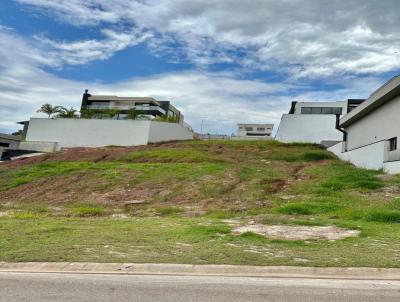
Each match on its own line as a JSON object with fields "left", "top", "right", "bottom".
{"left": 88, "top": 95, "right": 160, "bottom": 104}
{"left": 340, "top": 76, "right": 400, "bottom": 127}
{"left": 238, "top": 123, "right": 274, "bottom": 127}
{"left": 295, "top": 101, "right": 346, "bottom": 105}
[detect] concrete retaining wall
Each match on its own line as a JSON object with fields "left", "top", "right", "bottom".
{"left": 328, "top": 141, "right": 400, "bottom": 174}
{"left": 148, "top": 121, "right": 193, "bottom": 143}
{"left": 25, "top": 118, "right": 192, "bottom": 149}
{"left": 19, "top": 141, "right": 59, "bottom": 152}
{"left": 328, "top": 141, "right": 385, "bottom": 170}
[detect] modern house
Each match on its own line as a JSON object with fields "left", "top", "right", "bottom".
{"left": 81, "top": 90, "right": 184, "bottom": 123}
{"left": 275, "top": 99, "right": 364, "bottom": 146}
{"left": 328, "top": 76, "right": 400, "bottom": 174}
{"left": 234, "top": 123, "right": 273, "bottom": 139}
{"left": 0, "top": 133, "right": 21, "bottom": 160}
{"left": 2, "top": 91, "right": 193, "bottom": 154}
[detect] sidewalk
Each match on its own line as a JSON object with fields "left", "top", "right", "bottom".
{"left": 0, "top": 262, "right": 399, "bottom": 280}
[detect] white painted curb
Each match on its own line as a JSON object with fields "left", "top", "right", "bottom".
{"left": 0, "top": 262, "right": 399, "bottom": 280}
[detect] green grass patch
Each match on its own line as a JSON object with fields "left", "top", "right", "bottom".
{"left": 206, "top": 210, "right": 238, "bottom": 219}
{"left": 2, "top": 140, "right": 400, "bottom": 267}
{"left": 119, "top": 148, "right": 226, "bottom": 163}
{"left": 68, "top": 204, "right": 106, "bottom": 217}
{"left": 277, "top": 202, "right": 341, "bottom": 215}
{"left": 308, "top": 162, "right": 384, "bottom": 192}
{"left": 366, "top": 210, "right": 400, "bottom": 223}
{"left": 154, "top": 206, "right": 184, "bottom": 216}
{"left": 12, "top": 211, "right": 48, "bottom": 219}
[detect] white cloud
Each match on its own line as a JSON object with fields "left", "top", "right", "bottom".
{"left": 15, "top": 0, "right": 400, "bottom": 76}
{"left": 35, "top": 29, "right": 153, "bottom": 65}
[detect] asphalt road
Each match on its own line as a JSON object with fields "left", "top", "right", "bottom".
{"left": 0, "top": 272, "right": 399, "bottom": 302}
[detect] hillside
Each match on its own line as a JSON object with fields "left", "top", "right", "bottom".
{"left": 0, "top": 140, "right": 400, "bottom": 267}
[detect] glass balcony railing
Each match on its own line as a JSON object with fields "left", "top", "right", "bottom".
{"left": 86, "top": 105, "right": 110, "bottom": 110}
{"left": 135, "top": 105, "right": 166, "bottom": 114}
{"left": 86, "top": 104, "right": 166, "bottom": 115}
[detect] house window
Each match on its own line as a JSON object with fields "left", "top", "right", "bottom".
{"left": 301, "top": 107, "right": 342, "bottom": 115}
{"left": 257, "top": 127, "right": 265, "bottom": 131}
{"left": 245, "top": 127, "right": 253, "bottom": 131}
{"left": 0, "top": 142, "right": 10, "bottom": 147}
{"left": 389, "top": 137, "right": 397, "bottom": 151}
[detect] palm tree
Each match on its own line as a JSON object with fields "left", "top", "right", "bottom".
{"left": 37, "top": 104, "right": 62, "bottom": 118}
{"left": 57, "top": 107, "right": 78, "bottom": 118}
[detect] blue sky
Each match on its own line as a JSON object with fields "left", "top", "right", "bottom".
{"left": 1, "top": 0, "right": 399, "bottom": 134}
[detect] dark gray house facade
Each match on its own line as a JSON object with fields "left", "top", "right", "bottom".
{"left": 81, "top": 90, "right": 184, "bottom": 123}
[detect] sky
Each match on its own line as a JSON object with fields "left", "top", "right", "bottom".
{"left": 0, "top": 0, "right": 399, "bottom": 135}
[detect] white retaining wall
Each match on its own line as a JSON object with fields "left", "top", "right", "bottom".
{"left": 25, "top": 118, "right": 193, "bottom": 150}
{"left": 328, "top": 141, "right": 400, "bottom": 174}
{"left": 148, "top": 121, "right": 193, "bottom": 143}
{"left": 328, "top": 141, "right": 385, "bottom": 170}
{"left": 383, "top": 161, "right": 400, "bottom": 174}
{"left": 19, "top": 141, "right": 59, "bottom": 152}
{"left": 276, "top": 114, "right": 343, "bottom": 143}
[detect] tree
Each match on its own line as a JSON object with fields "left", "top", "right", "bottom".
{"left": 37, "top": 104, "right": 62, "bottom": 118}
{"left": 127, "top": 108, "right": 139, "bottom": 120}
{"left": 12, "top": 130, "right": 23, "bottom": 136}
{"left": 57, "top": 107, "right": 78, "bottom": 118}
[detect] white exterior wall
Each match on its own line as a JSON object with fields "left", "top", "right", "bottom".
{"left": 345, "top": 96, "right": 400, "bottom": 150}
{"left": 294, "top": 101, "right": 347, "bottom": 114}
{"left": 148, "top": 121, "right": 193, "bottom": 143}
{"left": 328, "top": 141, "right": 386, "bottom": 170}
{"left": 236, "top": 124, "right": 273, "bottom": 137}
{"left": 25, "top": 118, "right": 192, "bottom": 150}
{"left": 276, "top": 114, "right": 343, "bottom": 143}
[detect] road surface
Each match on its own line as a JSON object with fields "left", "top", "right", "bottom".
{"left": 0, "top": 272, "right": 399, "bottom": 301}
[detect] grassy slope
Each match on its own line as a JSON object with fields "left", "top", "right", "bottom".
{"left": 0, "top": 140, "right": 400, "bottom": 267}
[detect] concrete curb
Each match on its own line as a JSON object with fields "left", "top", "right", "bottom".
{"left": 0, "top": 262, "right": 399, "bottom": 280}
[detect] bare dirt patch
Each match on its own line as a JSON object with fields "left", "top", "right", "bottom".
{"left": 233, "top": 224, "right": 360, "bottom": 241}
